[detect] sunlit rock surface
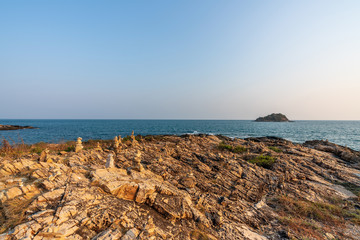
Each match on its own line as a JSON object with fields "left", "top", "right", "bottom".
{"left": 0, "top": 134, "right": 360, "bottom": 239}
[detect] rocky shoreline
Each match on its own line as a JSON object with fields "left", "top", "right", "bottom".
{"left": 0, "top": 134, "right": 360, "bottom": 239}
{"left": 0, "top": 125, "right": 35, "bottom": 131}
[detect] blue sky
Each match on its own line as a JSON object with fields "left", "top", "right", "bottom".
{"left": 1, "top": 0, "right": 360, "bottom": 120}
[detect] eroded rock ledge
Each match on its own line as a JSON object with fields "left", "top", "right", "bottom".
{"left": 0, "top": 134, "right": 360, "bottom": 240}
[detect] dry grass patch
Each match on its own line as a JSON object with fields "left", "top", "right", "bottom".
{"left": 270, "top": 195, "right": 360, "bottom": 239}
{"left": 0, "top": 138, "right": 117, "bottom": 159}
{"left": 0, "top": 195, "right": 36, "bottom": 233}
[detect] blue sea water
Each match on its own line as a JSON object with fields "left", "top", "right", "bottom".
{"left": 0, "top": 120, "right": 359, "bottom": 151}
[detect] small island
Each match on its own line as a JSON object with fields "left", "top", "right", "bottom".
{"left": 0, "top": 124, "right": 35, "bottom": 131}
{"left": 255, "top": 113, "right": 290, "bottom": 122}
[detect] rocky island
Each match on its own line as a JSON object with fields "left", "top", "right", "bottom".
{"left": 0, "top": 134, "right": 360, "bottom": 239}
{"left": 0, "top": 125, "right": 35, "bottom": 131}
{"left": 255, "top": 113, "right": 290, "bottom": 122}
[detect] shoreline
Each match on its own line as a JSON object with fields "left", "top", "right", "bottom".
{"left": 1, "top": 133, "right": 359, "bottom": 154}
{"left": 1, "top": 120, "right": 359, "bottom": 150}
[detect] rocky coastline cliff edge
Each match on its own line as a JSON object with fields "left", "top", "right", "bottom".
{"left": 0, "top": 134, "right": 360, "bottom": 239}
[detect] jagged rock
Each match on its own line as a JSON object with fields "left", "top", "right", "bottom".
{"left": 121, "top": 228, "right": 140, "bottom": 240}
{"left": 39, "top": 148, "right": 50, "bottom": 162}
{"left": 1, "top": 135, "right": 360, "bottom": 239}
{"left": 92, "top": 228, "right": 123, "bottom": 240}
{"left": 4, "top": 186, "right": 22, "bottom": 200}
{"left": 135, "top": 183, "right": 156, "bottom": 203}
{"left": 304, "top": 140, "right": 360, "bottom": 163}
{"left": 180, "top": 173, "right": 196, "bottom": 188}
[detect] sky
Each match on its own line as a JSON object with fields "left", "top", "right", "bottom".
{"left": 1, "top": 0, "right": 360, "bottom": 120}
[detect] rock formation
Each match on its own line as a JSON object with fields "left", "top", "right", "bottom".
{"left": 0, "top": 135, "right": 360, "bottom": 239}
{"left": 113, "top": 136, "right": 119, "bottom": 149}
{"left": 39, "top": 148, "right": 49, "bottom": 162}
{"left": 94, "top": 142, "right": 102, "bottom": 151}
{"left": 131, "top": 131, "right": 136, "bottom": 141}
{"left": 0, "top": 124, "right": 35, "bottom": 131}
{"left": 130, "top": 131, "right": 139, "bottom": 147}
{"left": 75, "top": 137, "right": 83, "bottom": 153}
{"left": 133, "top": 150, "right": 144, "bottom": 172}
{"left": 255, "top": 113, "right": 290, "bottom": 122}
{"left": 105, "top": 154, "right": 115, "bottom": 168}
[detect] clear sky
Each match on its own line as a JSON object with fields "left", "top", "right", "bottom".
{"left": 1, "top": 0, "right": 359, "bottom": 120}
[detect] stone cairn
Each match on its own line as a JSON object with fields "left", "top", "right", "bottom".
{"left": 118, "top": 135, "right": 122, "bottom": 148}
{"left": 113, "top": 136, "right": 120, "bottom": 149}
{"left": 75, "top": 137, "right": 83, "bottom": 153}
{"left": 94, "top": 142, "right": 102, "bottom": 151}
{"left": 106, "top": 154, "right": 115, "bottom": 168}
{"left": 130, "top": 131, "right": 139, "bottom": 147}
{"left": 133, "top": 150, "right": 144, "bottom": 172}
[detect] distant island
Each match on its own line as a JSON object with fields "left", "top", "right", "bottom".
{"left": 0, "top": 124, "right": 35, "bottom": 131}
{"left": 255, "top": 113, "right": 290, "bottom": 122}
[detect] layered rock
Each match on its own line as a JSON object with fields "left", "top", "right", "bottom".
{"left": 0, "top": 135, "right": 359, "bottom": 239}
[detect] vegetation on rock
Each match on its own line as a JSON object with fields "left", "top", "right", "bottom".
{"left": 218, "top": 141, "right": 247, "bottom": 153}
{"left": 247, "top": 155, "right": 276, "bottom": 169}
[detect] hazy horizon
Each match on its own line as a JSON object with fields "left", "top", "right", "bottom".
{"left": 1, "top": 1, "right": 360, "bottom": 120}
{"left": 1, "top": 117, "right": 360, "bottom": 121}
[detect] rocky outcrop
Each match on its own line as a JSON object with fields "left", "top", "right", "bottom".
{"left": 0, "top": 125, "right": 35, "bottom": 130}
{"left": 304, "top": 139, "right": 360, "bottom": 164}
{"left": 0, "top": 135, "right": 360, "bottom": 239}
{"left": 255, "top": 113, "right": 290, "bottom": 122}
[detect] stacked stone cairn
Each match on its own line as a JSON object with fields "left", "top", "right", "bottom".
{"left": 94, "top": 142, "right": 102, "bottom": 151}
{"left": 106, "top": 154, "right": 115, "bottom": 168}
{"left": 75, "top": 137, "right": 83, "bottom": 153}
{"left": 133, "top": 150, "right": 144, "bottom": 172}
{"left": 131, "top": 131, "right": 139, "bottom": 147}
{"left": 113, "top": 136, "right": 120, "bottom": 149}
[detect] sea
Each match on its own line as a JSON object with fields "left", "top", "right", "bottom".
{"left": 0, "top": 120, "right": 359, "bottom": 151}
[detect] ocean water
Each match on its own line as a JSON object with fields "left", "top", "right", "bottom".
{"left": 0, "top": 120, "right": 359, "bottom": 151}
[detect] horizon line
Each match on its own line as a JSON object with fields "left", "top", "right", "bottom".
{"left": 1, "top": 118, "right": 360, "bottom": 121}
